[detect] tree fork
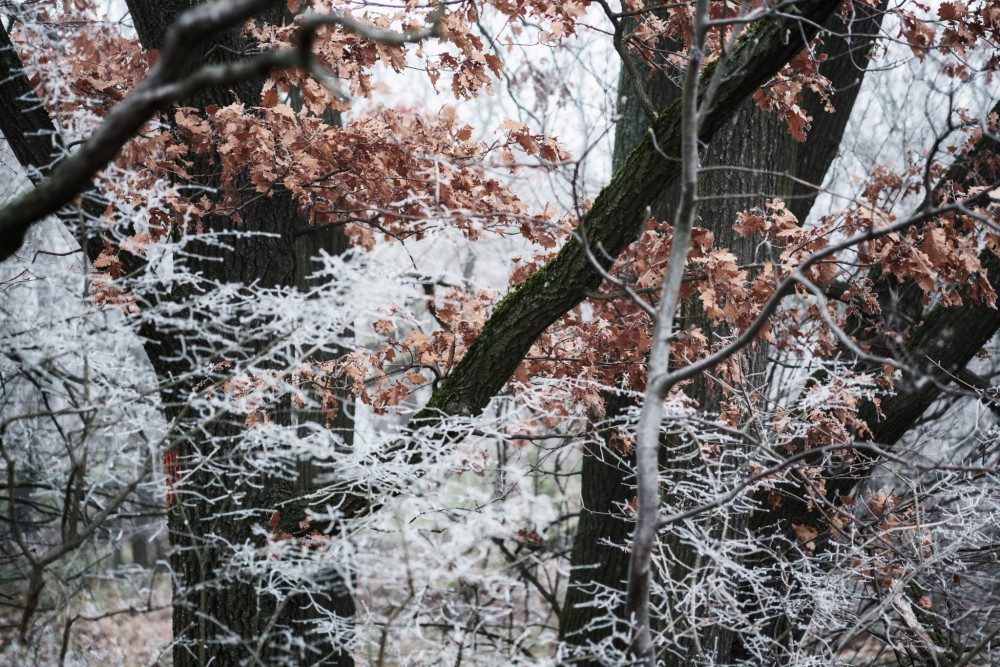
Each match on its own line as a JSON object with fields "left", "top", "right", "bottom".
{"left": 412, "top": 1, "right": 842, "bottom": 427}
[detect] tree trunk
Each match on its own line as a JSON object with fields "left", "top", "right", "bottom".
{"left": 557, "top": 392, "right": 636, "bottom": 662}
{"left": 558, "top": 6, "right": 884, "bottom": 663}
{"left": 119, "top": 2, "right": 356, "bottom": 663}
{"left": 655, "top": 99, "right": 786, "bottom": 667}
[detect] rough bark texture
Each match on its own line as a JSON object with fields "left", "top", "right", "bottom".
{"left": 123, "top": 1, "right": 357, "bottom": 662}
{"left": 736, "top": 79, "right": 1000, "bottom": 667}
{"left": 119, "top": 4, "right": 303, "bottom": 663}
{"left": 6, "top": 2, "right": 899, "bottom": 663}
{"left": 657, "top": 99, "right": 787, "bottom": 667}
{"left": 557, "top": 27, "right": 681, "bottom": 662}
{"left": 292, "top": 202, "right": 355, "bottom": 495}
{"left": 557, "top": 393, "right": 636, "bottom": 660}
{"left": 288, "top": 111, "right": 357, "bottom": 666}
{"left": 1, "top": 2, "right": 356, "bottom": 663}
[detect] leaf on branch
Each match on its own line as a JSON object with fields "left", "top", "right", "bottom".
{"left": 261, "top": 86, "right": 279, "bottom": 108}
{"left": 792, "top": 523, "right": 819, "bottom": 552}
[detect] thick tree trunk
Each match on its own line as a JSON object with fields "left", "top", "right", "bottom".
{"left": 558, "top": 6, "right": 885, "bottom": 664}
{"left": 0, "top": 1, "right": 362, "bottom": 662}
{"left": 557, "top": 27, "right": 679, "bottom": 663}
{"left": 126, "top": 1, "right": 358, "bottom": 660}
{"left": 117, "top": 4, "right": 298, "bottom": 663}
{"left": 287, "top": 167, "right": 357, "bottom": 667}
{"left": 560, "top": 51, "right": 787, "bottom": 667}
{"left": 656, "top": 99, "right": 786, "bottom": 667}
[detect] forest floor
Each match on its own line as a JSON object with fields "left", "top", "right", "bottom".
{"left": 1, "top": 570, "right": 172, "bottom": 666}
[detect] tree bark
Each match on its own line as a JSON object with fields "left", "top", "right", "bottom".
{"left": 123, "top": 1, "right": 357, "bottom": 662}
{"left": 557, "top": 393, "right": 636, "bottom": 661}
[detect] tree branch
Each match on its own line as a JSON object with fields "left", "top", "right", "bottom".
{"left": 410, "top": 0, "right": 841, "bottom": 425}
{"left": 0, "top": 0, "right": 443, "bottom": 261}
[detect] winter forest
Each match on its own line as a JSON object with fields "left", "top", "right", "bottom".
{"left": 1, "top": 0, "right": 1000, "bottom": 664}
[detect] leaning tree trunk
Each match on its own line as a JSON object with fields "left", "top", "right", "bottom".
{"left": 558, "top": 5, "right": 885, "bottom": 664}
